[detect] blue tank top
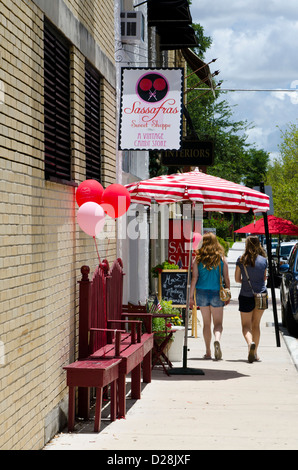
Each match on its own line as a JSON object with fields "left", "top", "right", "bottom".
{"left": 195, "top": 259, "right": 223, "bottom": 290}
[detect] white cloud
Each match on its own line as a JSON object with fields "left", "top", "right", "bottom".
{"left": 189, "top": 0, "right": 298, "bottom": 156}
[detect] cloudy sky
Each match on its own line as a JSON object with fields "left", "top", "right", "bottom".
{"left": 190, "top": 0, "right": 298, "bottom": 160}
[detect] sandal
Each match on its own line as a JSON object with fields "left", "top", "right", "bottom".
{"left": 248, "top": 342, "right": 256, "bottom": 363}
{"left": 203, "top": 354, "right": 212, "bottom": 360}
{"left": 214, "top": 341, "right": 222, "bottom": 360}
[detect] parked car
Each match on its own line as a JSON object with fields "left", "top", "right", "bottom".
{"left": 262, "top": 237, "right": 278, "bottom": 255}
{"left": 278, "top": 241, "right": 298, "bottom": 271}
{"left": 280, "top": 242, "right": 298, "bottom": 337}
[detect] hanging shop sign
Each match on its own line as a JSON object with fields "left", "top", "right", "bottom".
{"left": 161, "top": 140, "right": 214, "bottom": 167}
{"left": 119, "top": 68, "right": 184, "bottom": 150}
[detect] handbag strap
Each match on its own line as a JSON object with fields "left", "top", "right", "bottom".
{"left": 242, "top": 264, "right": 255, "bottom": 295}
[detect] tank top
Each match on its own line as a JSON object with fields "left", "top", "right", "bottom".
{"left": 195, "top": 259, "right": 223, "bottom": 290}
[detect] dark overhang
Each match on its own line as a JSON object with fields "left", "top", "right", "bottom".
{"left": 148, "top": 0, "right": 192, "bottom": 26}
{"left": 147, "top": 0, "right": 198, "bottom": 50}
{"left": 159, "top": 26, "right": 198, "bottom": 50}
{"left": 182, "top": 48, "right": 213, "bottom": 89}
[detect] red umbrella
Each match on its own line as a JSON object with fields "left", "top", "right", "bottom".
{"left": 235, "top": 215, "right": 298, "bottom": 236}
{"left": 125, "top": 170, "right": 270, "bottom": 374}
{"left": 125, "top": 170, "right": 270, "bottom": 213}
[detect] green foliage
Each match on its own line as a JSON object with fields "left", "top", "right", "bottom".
{"left": 266, "top": 124, "right": 298, "bottom": 225}
{"left": 151, "top": 260, "right": 179, "bottom": 278}
{"left": 204, "top": 216, "right": 233, "bottom": 241}
{"left": 150, "top": 300, "right": 183, "bottom": 343}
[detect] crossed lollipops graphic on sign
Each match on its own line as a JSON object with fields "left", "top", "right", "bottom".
{"left": 137, "top": 73, "right": 169, "bottom": 102}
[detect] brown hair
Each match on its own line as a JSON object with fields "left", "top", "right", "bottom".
{"left": 195, "top": 232, "right": 225, "bottom": 270}
{"left": 240, "top": 235, "right": 267, "bottom": 267}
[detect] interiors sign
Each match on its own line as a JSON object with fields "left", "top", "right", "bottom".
{"left": 161, "top": 140, "right": 214, "bottom": 167}
{"left": 119, "top": 68, "right": 184, "bottom": 150}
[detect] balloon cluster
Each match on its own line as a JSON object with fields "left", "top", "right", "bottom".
{"left": 76, "top": 179, "right": 131, "bottom": 237}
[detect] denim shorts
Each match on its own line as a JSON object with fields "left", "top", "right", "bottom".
{"left": 196, "top": 289, "right": 224, "bottom": 308}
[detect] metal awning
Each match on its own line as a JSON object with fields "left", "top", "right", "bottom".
{"left": 148, "top": 0, "right": 192, "bottom": 25}
{"left": 159, "top": 26, "right": 198, "bottom": 50}
{"left": 147, "top": 0, "right": 197, "bottom": 50}
{"left": 182, "top": 48, "right": 214, "bottom": 89}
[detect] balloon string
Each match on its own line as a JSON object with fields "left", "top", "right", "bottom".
{"left": 105, "top": 237, "right": 111, "bottom": 261}
{"left": 93, "top": 236, "right": 101, "bottom": 265}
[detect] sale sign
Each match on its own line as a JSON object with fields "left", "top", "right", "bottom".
{"left": 168, "top": 219, "right": 202, "bottom": 269}
{"left": 119, "top": 68, "right": 184, "bottom": 150}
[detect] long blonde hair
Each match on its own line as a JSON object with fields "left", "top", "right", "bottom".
{"left": 240, "top": 235, "right": 266, "bottom": 267}
{"left": 195, "top": 232, "right": 225, "bottom": 270}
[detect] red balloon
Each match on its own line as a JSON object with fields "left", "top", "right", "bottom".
{"left": 101, "top": 184, "right": 131, "bottom": 218}
{"left": 154, "top": 78, "right": 166, "bottom": 91}
{"left": 139, "top": 78, "right": 152, "bottom": 91}
{"left": 76, "top": 180, "right": 104, "bottom": 207}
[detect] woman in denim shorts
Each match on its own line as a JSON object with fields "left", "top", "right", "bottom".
{"left": 190, "top": 233, "right": 230, "bottom": 360}
{"left": 235, "top": 236, "right": 267, "bottom": 362}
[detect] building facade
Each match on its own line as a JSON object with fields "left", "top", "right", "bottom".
{"left": 0, "top": 0, "right": 204, "bottom": 449}
{"left": 0, "top": 0, "right": 117, "bottom": 449}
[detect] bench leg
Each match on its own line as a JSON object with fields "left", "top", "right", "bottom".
{"left": 68, "top": 386, "right": 75, "bottom": 432}
{"left": 78, "top": 386, "right": 90, "bottom": 420}
{"left": 143, "top": 351, "right": 152, "bottom": 383}
{"left": 131, "top": 363, "right": 141, "bottom": 400}
{"left": 94, "top": 387, "right": 103, "bottom": 432}
{"left": 118, "top": 374, "right": 126, "bottom": 418}
{"left": 110, "top": 380, "right": 117, "bottom": 422}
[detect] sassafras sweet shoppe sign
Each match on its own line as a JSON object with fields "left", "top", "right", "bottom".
{"left": 119, "top": 68, "right": 184, "bottom": 150}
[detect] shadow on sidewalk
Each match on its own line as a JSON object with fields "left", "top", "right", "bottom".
{"left": 153, "top": 367, "right": 249, "bottom": 381}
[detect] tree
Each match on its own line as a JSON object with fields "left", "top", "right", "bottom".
{"left": 266, "top": 124, "right": 298, "bottom": 225}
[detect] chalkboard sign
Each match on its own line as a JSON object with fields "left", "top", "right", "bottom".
{"left": 158, "top": 269, "right": 188, "bottom": 307}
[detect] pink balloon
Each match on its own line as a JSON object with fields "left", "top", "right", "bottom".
{"left": 77, "top": 202, "right": 106, "bottom": 237}
{"left": 193, "top": 232, "right": 202, "bottom": 250}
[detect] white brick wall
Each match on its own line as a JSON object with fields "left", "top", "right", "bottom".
{"left": 0, "top": 0, "right": 116, "bottom": 449}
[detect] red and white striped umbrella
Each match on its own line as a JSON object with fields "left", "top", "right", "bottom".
{"left": 125, "top": 170, "right": 270, "bottom": 213}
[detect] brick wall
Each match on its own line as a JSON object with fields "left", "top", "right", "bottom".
{"left": 0, "top": 0, "right": 116, "bottom": 449}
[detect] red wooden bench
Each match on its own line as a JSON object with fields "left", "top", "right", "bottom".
{"left": 63, "top": 258, "right": 154, "bottom": 431}
{"left": 122, "top": 303, "right": 178, "bottom": 375}
{"left": 88, "top": 258, "right": 154, "bottom": 418}
{"left": 64, "top": 358, "right": 121, "bottom": 432}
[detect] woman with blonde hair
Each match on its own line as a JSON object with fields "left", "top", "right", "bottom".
{"left": 235, "top": 235, "right": 267, "bottom": 363}
{"left": 190, "top": 232, "right": 230, "bottom": 360}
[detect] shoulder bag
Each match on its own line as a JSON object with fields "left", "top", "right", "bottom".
{"left": 219, "top": 260, "right": 231, "bottom": 302}
{"left": 242, "top": 264, "right": 268, "bottom": 310}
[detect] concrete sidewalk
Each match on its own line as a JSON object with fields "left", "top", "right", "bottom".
{"left": 44, "top": 242, "right": 298, "bottom": 450}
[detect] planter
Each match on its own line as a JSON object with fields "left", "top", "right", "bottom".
{"left": 167, "top": 326, "right": 185, "bottom": 362}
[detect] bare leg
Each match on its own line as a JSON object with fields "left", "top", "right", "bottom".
{"left": 212, "top": 306, "right": 224, "bottom": 360}
{"left": 240, "top": 311, "right": 253, "bottom": 347}
{"left": 240, "top": 309, "right": 264, "bottom": 361}
{"left": 211, "top": 306, "right": 224, "bottom": 342}
{"left": 251, "top": 308, "right": 265, "bottom": 359}
{"left": 200, "top": 306, "right": 212, "bottom": 357}
{"left": 200, "top": 306, "right": 224, "bottom": 359}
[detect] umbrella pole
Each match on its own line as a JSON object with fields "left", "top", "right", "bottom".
{"left": 170, "top": 202, "right": 204, "bottom": 376}
{"left": 261, "top": 183, "right": 281, "bottom": 347}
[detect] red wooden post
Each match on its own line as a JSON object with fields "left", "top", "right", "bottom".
{"left": 78, "top": 265, "right": 91, "bottom": 419}
{"left": 79, "top": 266, "right": 91, "bottom": 359}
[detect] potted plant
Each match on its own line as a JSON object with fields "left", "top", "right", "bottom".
{"left": 150, "top": 299, "right": 185, "bottom": 362}
{"left": 151, "top": 260, "right": 179, "bottom": 278}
